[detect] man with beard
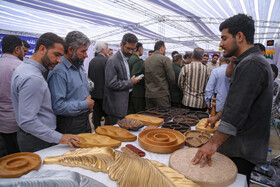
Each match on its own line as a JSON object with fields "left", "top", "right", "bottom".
{"left": 11, "top": 32, "right": 80, "bottom": 152}
{"left": 48, "top": 31, "right": 94, "bottom": 134}
{"left": 0, "top": 35, "right": 24, "bottom": 156}
{"left": 103, "top": 33, "right": 142, "bottom": 125}
{"left": 207, "top": 53, "right": 219, "bottom": 73}
{"left": 192, "top": 14, "right": 273, "bottom": 185}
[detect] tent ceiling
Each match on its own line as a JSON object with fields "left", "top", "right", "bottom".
{"left": 0, "top": 0, "right": 279, "bottom": 53}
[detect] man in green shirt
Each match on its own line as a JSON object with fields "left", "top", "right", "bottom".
{"left": 170, "top": 54, "right": 183, "bottom": 108}
{"left": 128, "top": 42, "right": 145, "bottom": 113}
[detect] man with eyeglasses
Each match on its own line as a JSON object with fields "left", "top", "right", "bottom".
{"left": 103, "top": 33, "right": 142, "bottom": 125}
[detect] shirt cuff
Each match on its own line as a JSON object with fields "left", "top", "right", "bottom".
{"left": 50, "top": 130, "right": 63, "bottom": 144}
{"left": 79, "top": 100, "right": 89, "bottom": 110}
{"left": 217, "top": 120, "right": 237, "bottom": 136}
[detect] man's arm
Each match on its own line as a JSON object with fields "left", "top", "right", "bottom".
{"left": 225, "top": 56, "right": 236, "bottom": 77}
{"left": 105, "top": 59, "right": 134, "bottom": 90}
{"left": 16, "top": 77, "right": 62, "bottom": 143}
{"left": 178, "top": 66, "right": 185, "bottom": 90}
{"left": 164, "top": 58, "right": 175, "bottom": 87}
{"left": 205, "top": 71, "right": 217, "bottom": 109}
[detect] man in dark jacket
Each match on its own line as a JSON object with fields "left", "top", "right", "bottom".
{"left": 128, "top": 42, "right": 145, "bottom": 114}
{"left": 170, "top": 54, "right": 183, "bottom": 108}
{"left": 103, "top": 33, "right": 142, "bottom": 125}
{"left": 88, "top": 41, "right": 109, "bottom": 129}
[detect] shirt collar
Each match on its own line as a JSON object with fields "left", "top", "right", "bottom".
{"left": 119, "top": 49, "right": 129, "bottom": 61}
{"left": 24, "top": 58, "right": 47, "bottom": 73}
{"left": 61, "top": 56, "right": 78, "bottom": 70}
{"left": 235, "top": 46, "right": 260, "bottom": 65}
{"left": 1, "top": 53, "right": 21, "bottom": 61}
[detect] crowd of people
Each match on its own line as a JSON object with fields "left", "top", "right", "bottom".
{"left": 0, "top": 13, "right": 277, "bottom": 185}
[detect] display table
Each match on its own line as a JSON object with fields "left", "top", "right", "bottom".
{"left": 35, "top": 128, "right": 247, "bottom": 187}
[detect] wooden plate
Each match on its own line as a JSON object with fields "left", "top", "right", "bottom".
{"left": 78, "top": 133, "right": 121, "bottom": 148}
{"left": 125, "top": 114, "right": 164, "bottom": 126}
{"left": 138, "top": 128, "right": 185, "bottom": 153}
{"left": 95, "top": 126, "right": 137, "bottom": 142}
{"left": 0, "top": 152, "right": 41, "bottom": 178}
{"left": 195, "top": 118, "right": 220, "bottom": 133}
{"left": 184, "top": 130, "right": 211, "bottom": 147}
{"left": 169, "top": 148, "right": 237, "bottom": 187}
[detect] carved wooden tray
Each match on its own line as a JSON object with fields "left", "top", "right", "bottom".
{"left": 0, "top": 152, "right": 41, "bottom": 178}
{"left": 186, "top": 111, "right": 209, "bottom": 119}
{"left": 78, "top": 133, "right": 121, "bottom": 148}
{"left": 117, "top": 118, "right": 144, "bottom": 131}
{"left": 195, "top": 118, "right": 220, "bottom": 133}
{"left": 125, "top": 114, "right": 164, "bottom": 126}
{"left": 138, "top": 128, "right": 185, "bottom": 153}
{"left": 184, "top": 130, "right": 211, "bottom": 147}
{"left": 169, "top": 148, "right": 237, "bottom": 187}
{"left": 173, "top": 115, "right": 199, "bottom": 126}
{"left": 95, "top": 126, "right": 137, "bottom": 142}
{"left": 161, "top": 122, "right": 191, "bottom": 134}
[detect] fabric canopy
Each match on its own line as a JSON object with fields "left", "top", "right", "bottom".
{"left": 0, "top": 0, "right": 279, "bottom": 53}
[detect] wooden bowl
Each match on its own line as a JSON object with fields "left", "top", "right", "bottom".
{"left": 169, "top": 148, "right": 237, "bottom": 187}
{"left": 117, "top": 118, "right": 144, "bottom": 131}
{"left": 95, "top": 126, "right": 137, "bottom": 142}
{"left": 138, "top": 128, "right": 185, "bottom": 153}
{"left": 184, "top": 130, "right": 211, "bottom": 147}
{"left": 0, "top": 152, "right": 41, "bottom": 178}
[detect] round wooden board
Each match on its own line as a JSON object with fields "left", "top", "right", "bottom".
{"left": 0, "top": 152, "right": 41, "bottom": 178}
{"left": 169, "top": 148, "right": 237, "bottom": 187}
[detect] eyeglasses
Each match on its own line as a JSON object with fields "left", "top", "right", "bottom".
{"left": 124, "top": 45, "right": 137, "bottom": 52}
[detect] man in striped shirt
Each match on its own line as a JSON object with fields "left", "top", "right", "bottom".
{"left": 178, "top": 47, "right": 210, "bottom": 111}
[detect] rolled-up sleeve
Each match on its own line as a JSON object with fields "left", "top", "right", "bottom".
{"left": 218, "top": 60, "right": 265, "bottom": 136}
{"left": 17, "top": 77, "right": 62, "bottom": 143}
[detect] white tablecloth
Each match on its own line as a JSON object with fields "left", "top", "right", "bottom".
{"left": 36, "top": 128, "right": 247, "bottom": 187}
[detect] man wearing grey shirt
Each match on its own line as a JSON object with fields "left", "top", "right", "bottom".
{"left": 11, "top": 32, "right": 80, "bottom": 152}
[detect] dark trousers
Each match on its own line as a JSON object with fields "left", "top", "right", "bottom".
{"left": 17, "top": 128, "right": 55, "bottom": 152}
{"left": 57, "top": 113, "right": 92, "bottom": 134}
{"left": 0, "top": 132, "right": 19, "bottom": 157}
{"left": 230, "top": 157, "right": 256, "bottom": 186}
{"left": 146, "top": 96, "right": 171, "bottom": 109}
{"left": 128, "top": 93, "right": 146, "bottom": 114}
{"left": 92, "top": 98, "right": 109, "bottom": 129}
{"left": 171, "top": 102, "right": 182, "bottom": 108}
{"left": 108, "top": 115, "right": 123, "bottom": 125}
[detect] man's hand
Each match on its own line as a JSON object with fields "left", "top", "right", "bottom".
{"left": 204, "top": 112, "right": 222, "bottom": 128}
{"left": 131, "top": 75, "right": 142, "bottom": 85}
{"left": 191, "top": 142, "right": 218, "bottom": 168}
{"left": 59, "top": 134, "right": 81, "bottom": 148}
{"left": 85, "top": 95, "right": 94, "bottom": 110}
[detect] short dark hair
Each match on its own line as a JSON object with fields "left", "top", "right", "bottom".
{"left": 35, "top": 32, "right": 65, "bottom": 52}
{"left": 1, "top": 35, "right": 22, "bottom": 54}
{"left": 171, "top": 51, "right": 179, "bottom": 57}
{"left": 254, "top": 43, "right": 266, "bottom": 52}
{"left": 136, "top": 42, "right": 143, "bottom": 51}
{"left": 154, "top": 40, "right": 165, "bottom": 51}
{"left": 212, "top": 54, "right": 219, "bottom": 58}
{"left": 219, "top": 56, "right": 230, "bottom": 64}
{"left": 193, "top": 47, "right": 204, "bottom": 60}
{"left": 271, "top": 64, "right": 278, "bottom": 80}
{"left": 121, "top": 33, "right": 138, "bottom": 45}
{"left": 203, "top": 53, "right": 209, "bottom": 58}
{"left": 173, "top": 54, "right": 182, "bottom": 63}
{"left": 148, "top": 50, "right": 154, "bottom": 54}
{"left": 22, "top": 40, "right": 30, "bottom": 48}
{"left": 183, "top": 52, "right": 192, "bottom": 59}
{"left": 219, "top": 14, "right": 255, "bottom": 44}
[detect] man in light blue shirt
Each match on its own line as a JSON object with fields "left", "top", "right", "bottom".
{"left": 11, "top": 32, "right": 80, "bottom": 152}
{"left": 205, "top": 56, "right": 231, "bottom": 112}
{"left": 48, "top": 31, "right": 94, "bottom": 134}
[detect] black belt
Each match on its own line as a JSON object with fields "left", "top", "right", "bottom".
{"left": 58, "top": 111, "right": 90, "bottom": 118}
